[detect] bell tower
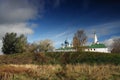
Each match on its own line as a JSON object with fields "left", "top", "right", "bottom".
{"left": 94, "top": 32, "right": 99, "bottom": 44}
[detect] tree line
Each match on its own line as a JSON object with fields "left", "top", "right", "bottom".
{"left": 2, "top": 33, "right": 54, "bottom": 54}
{"left": 1, "top": 30, "right": 120, "bottom": 54}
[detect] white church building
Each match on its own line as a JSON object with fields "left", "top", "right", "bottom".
{"left": 54, "top": 39, "right": 76, "bottom": 52}
{"left": 54, "top": 32, "right": 110, "bottom": 53}
{"left": 85, "top": 32, "right": 110, "bottom": 53}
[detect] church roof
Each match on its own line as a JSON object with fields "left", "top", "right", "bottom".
{"left": 56, "top": 47, "right": 73, "bottom": 50}
{"left": 89, "top": 43, "right": 106, "bottom": 48}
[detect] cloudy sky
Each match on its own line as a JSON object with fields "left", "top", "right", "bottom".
{"left": 0, "top": 0, "right": 120, "bottom": 54}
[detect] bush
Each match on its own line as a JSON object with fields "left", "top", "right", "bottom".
{"left": 45, "top": 52, "right": 120, "bottom": 65}
{"left": 0, "top": 52, "right": 120, "bottom": 65}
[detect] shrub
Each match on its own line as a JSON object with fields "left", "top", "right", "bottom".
{"left": 0, "top": 52, "right": 120, "bottom": 65}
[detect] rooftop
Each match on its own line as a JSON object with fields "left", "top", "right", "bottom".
{"left": 89, "top": 43, "right": 106, "bottom": 48}
{"left": 56, "top": 47, "right": 73, "bottom": 50}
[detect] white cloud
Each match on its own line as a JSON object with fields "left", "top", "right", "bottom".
{"left": 102, "top": 36, "right": 120, "bottom": 50}
{"left": 0, "top": 0, "right": 44, "bottom": 54}
{"left": 86, "top": 21, "right": 120, "bottom": 39}
{"left": 104, "top": 38, "right": 114, "bottom": 47}
{"left": 54, "top": 32, "right": 67, "bottom": 38}
{"left": 0, "top": 0, "right": 40, "bottom": 24}
{"left": 0, "top": 23, "right": 34, "bottom": 38}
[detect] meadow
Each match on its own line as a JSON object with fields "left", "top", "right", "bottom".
{"left": 0, "top": 64, "right": 120, "bottom": 80}
{"left": 0, "top": 52, "right": 120, "bottom": 80}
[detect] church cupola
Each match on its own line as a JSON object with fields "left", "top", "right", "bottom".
{"left": 64, "top": 39, "right": 69, "bottom": 47}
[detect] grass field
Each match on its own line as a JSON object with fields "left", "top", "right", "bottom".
{"left": 0, "top": 64, "right": 120, "bottom": 80}
{"left": 0, "top": 52, "right": 120, "bottom": 80}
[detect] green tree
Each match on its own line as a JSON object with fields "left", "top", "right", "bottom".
{"left": 73, "top": 30, "right": 87, "bottom": 51}
{"left": 2, "top": 33, "right": 27, "bottom": 54}
{"left": 15, "top": 34, "right": 27, "bottom": 53}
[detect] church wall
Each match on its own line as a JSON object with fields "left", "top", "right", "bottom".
{"left": 85, "top": 48, "right": 109, "bottom": 53}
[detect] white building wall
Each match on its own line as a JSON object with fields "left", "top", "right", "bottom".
{"left": 85, "top": 48, "right": 110, "bottom": 53}
{"left": 53, "top": 49, "right": 76, "bottom": 52}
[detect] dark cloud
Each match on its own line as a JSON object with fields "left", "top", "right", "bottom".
{"left": 0, "top": 0, "right": 41, "bottom": 24}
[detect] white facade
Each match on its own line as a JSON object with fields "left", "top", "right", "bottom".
{"left": 53, "top": 49, "right": 76, "bottom": 52}
{"left": 85, "top": 32, "right": 110, "bottom": 53}
{"left": 85, "top": 48, "right": 109, "bottom": 53}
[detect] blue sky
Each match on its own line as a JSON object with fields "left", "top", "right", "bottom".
{"left": 0, "top": 0, "right": 120, "bottom": 52}
{"left": 27, "top": 0, "right": 120, "bottom": 48}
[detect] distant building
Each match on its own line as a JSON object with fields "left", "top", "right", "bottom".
{"left": 85, "top": 32, "right": 110, "bottom": 53}
{"left": 54, "top": 39, "right": 76, "bottom": 52}
{"left": 54, "top": 32, "right": 110, "bottom": 53}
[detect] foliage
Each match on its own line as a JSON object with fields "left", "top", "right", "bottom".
{"left": 21, "top": 39, "right": 54, "bottom": 54}
{"left": 73, "top": 30, "right": 87, "bottom": 51}
{"left": 0, "top": 52, "right": 120, "bottom": 65}
{"left": 26, "top": 43, "right": 38, "bottom": 53}
{"left": 0, "top": 51, "right": 120, "bottom": 79}
{"left": 2, "top": 33, "right": 27, "bottom": 54}
{"left": 37, "top": 39, "right": 54, "bottom": 52}
{"left": 111, "top": 38, "right": 120, "bottom": 53}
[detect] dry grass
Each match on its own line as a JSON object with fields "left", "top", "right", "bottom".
{"left": 65, "top": 64, "right": 120, "bottom": 80}
{"left": 0, "top": 64, "right": 120, "bottom": 80}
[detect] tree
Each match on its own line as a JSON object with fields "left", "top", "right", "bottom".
{"left": 2, "top": 33, "right": 27, "bottom": 54}
{"left": 111, "top": 38, "right": 120, "bottom": 53}
{"left": 15, "top": 34, "right": 27, "bottom": 53}
{"left": 37, "top": 39, "right": 54, "bottom": 52}
{"left": 26, "top": 43, "right": 38, "bottom": 53}
{"left": 73, "top": 30, "right": 87, "bottom": 51}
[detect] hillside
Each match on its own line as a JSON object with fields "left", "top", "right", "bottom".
{"left": 0, "top": 52, "right": 120, "bottom": 80}
{"left": 0, "top": 52, "right": 120, "bottom": 65}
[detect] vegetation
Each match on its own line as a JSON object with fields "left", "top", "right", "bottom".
{"left": 37, "top": 39, "right": 54, "bottom": 52}
{"left": 0, "top": 47, "right": 120, "bottom": 80}
{"left": 2, "top": 33, "right": 27, "bottom": 54}
{"left": 73, "top": 30, "right": 87, "bottom": 51}
{"left": 0, "top": 52, "right": 120, "bottom": 65}
{"left": 45, "top": 52, "right": 120, "bottom": 65}
{"left": 0, "top": 64, "right": 120, "bottom": 80}
{"left": 1, "top": 33, "right": 54, "bottom": 54}
{"left": 111, "top": 38, "right": 120, "bottom": 53}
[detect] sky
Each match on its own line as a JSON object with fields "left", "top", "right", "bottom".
{"left": 0, "top": 0, "right": 120, "bottom": 54}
